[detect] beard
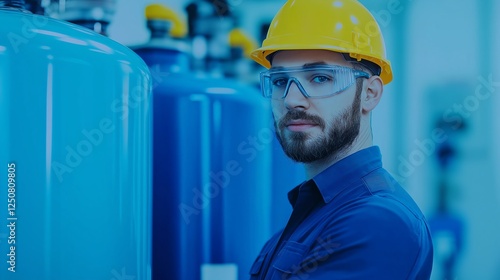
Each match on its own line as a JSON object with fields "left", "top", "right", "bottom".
{"left": 274, "top": 80, "right": 362, "bottom": 163}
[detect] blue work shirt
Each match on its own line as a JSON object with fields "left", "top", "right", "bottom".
{"left": 249, "top": 146, "right": 433, "bottom": 279}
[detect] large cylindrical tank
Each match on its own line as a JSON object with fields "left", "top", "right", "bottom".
{"left": 152, "top": 74, "right": 272, "bottom": 280}
{"left": 134, "top": 4, "right": 272, "bottom": 280}
{"left": 0, "top": 2, "right": 152, "bottom": 279}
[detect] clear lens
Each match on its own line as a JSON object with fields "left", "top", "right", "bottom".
{"left": 260, "top": 65, "right": 369, "bottom": 99}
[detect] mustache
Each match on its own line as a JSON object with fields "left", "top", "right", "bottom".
{"left": 278, "top": 110, "right": 326, "bottom": 130}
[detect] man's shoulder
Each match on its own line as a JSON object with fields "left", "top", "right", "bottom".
{"left": 360, "top": 167, "right": 426, "bottom": 220}
{"left": 337, "top": 195, "right": 426, "bottom": 234}
{"left": 325, "top": 167, "right": 430, "bottom": 238}
{"left": 321, "top": 191, "right": 432, "bottom": 258}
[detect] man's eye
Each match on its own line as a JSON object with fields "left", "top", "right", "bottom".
{"left": 311, "top": 75, "right": 331, "bottom": 83}
{"left": 272, "top": 78, "right": 288, "bottom": 87}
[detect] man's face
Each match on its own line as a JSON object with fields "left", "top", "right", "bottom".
{"left": 270, "top": 50, "right": 363, "bottom": 163}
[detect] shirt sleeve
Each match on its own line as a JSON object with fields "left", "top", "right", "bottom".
{"left": 292, "top": 199, "right": 433, "bottom": 280}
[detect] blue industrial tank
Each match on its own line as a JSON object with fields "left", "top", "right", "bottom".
{"left": 133, "top": 4, "right": 272, "bottom": 280}
{"left": 0, "top": 1, "right": 152, "bottom": 279}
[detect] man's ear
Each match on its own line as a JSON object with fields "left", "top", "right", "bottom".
{"left": 362, "top": 75, "right": 384, "bottom": 113}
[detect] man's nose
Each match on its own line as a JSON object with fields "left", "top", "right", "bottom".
{"left": 284, "top": 79, "right": 309, "bottom": 110}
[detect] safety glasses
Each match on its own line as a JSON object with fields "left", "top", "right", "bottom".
{"left": 260, "top": 65, "right": 369, "bottom": 99}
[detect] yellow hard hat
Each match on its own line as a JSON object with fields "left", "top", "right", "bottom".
{"left": 145, "top": 3, "right": 187, "bottom": 38}
{"left": 251, "top": 0, "right": 393, "bottom": 84}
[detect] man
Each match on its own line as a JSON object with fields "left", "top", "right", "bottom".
{"left": 249, "top": 0, "right": 433, "bottom": 279}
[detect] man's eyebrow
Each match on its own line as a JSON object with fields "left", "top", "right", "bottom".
{"left": 303, "top": 61, "right": 328, "bottom": 68}
{"left": 269, "top": 66, "right": 285, "bottom": 71}
{"left": 269, "top": 61, "right": 328, "bottom": 71}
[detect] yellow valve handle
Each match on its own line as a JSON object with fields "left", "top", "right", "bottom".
{"left": 229, "top": 28, "right": 257, "bottom": 58}
{"left": 145, "top": 3, "right": 187, "bottom": 38}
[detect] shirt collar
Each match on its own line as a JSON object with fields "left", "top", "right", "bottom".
{"left": 288, "top": 146, "right": 383, "bottom": 206}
